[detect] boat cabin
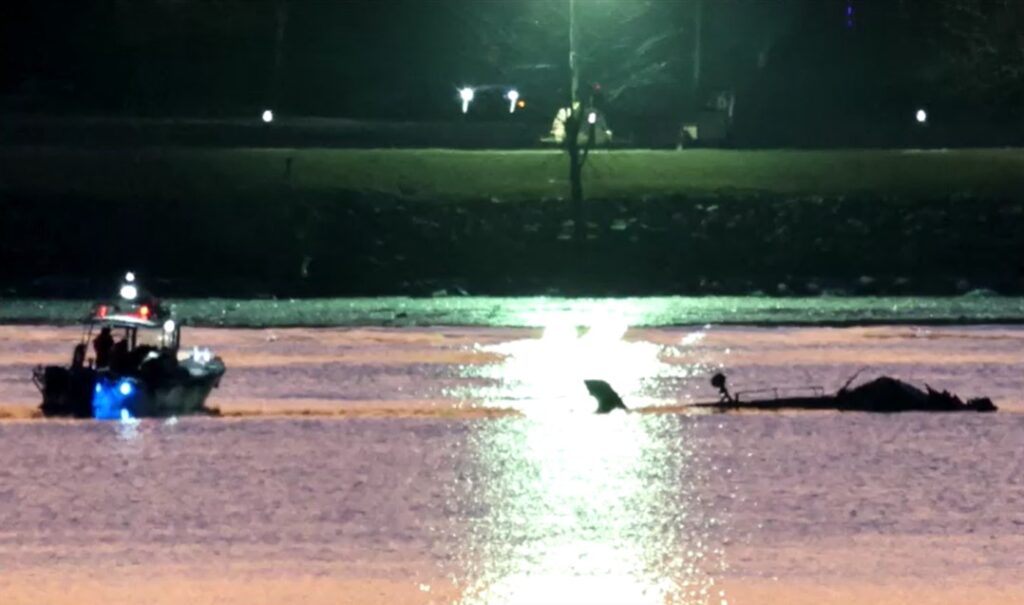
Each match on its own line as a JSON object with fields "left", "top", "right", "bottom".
{"left": 81, "top": 298, "right": 180, "bottom": 372}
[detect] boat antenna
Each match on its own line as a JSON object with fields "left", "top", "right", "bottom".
{"left": 839, "top": 367, "right": 869, "bottom": 393}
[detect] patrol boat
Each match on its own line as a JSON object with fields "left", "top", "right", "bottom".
{"left": 32, "top": 273, "right": 225, "bottom": 419}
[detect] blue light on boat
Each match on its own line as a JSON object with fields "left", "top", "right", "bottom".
{"left": 92, "top": 378, "right": 137, "bottom": 420}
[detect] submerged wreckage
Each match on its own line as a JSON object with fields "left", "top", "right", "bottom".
{"left": 586, "top": 372, "right": 997, "bottom": 414}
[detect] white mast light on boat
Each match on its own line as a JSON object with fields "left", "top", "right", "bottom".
{"left": 120, "top": 284, "right": 138, "bottom": 301}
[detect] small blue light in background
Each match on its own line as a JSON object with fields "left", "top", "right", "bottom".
{"left": 119, "top": 381, "right": 133, "bottom": 396}
{"left": 95, "top": 384, "right": 102, "bottom": 394}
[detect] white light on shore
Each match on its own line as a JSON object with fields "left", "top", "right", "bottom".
{"left": 459, "top": 87, "right": 475, "bottom": 113}
{"left": 915, "top": 108, "right": 927, "bottom": 123}
{"left": 587, "top": 111, "right": 598, "bottom": 125}
{"left": 262, "top": 109, "right": 274, "bottom": 123}
{"left": 507, "top": 89, "right": 519, "bottom": 113}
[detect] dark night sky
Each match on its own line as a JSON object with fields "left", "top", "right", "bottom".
{"left": 1, "top": 0, "right": 1021, "bottom": 124}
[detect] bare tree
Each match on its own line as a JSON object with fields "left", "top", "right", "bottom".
{"left": 932, "top": 0, "right": 1024, "bottom": 105}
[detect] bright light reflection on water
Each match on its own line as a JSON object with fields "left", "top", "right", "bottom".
{"left": 460, "top": 413, "right": 729, "bottom": 605}
{"left": 469, "top": 314, "right": 685, "bottom": 414}
{"left": 116, "top": 415, "right": 142, "bottom": 442}
{"left": 440, "top": 315, "right": 729, "bottom": 602}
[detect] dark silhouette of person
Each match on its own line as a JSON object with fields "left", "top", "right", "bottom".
{"left": 110, "top": 337, "right": 129, "bottom": 373}
{"left": 711, "top": 373, "right": 734, "bottom": 403}
{"left": 93, "top": 327, "right": 114, "bottom": 368}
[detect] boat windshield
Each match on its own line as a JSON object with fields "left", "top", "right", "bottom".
{"left": 136, "top": 327, "right": 173, "bottom": 349}
{"left": 88, "top": 320, "right": 179, "bottom": 352}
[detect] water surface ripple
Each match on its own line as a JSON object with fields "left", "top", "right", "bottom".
{"left": 2, "top": 414, "right": 1023, "bottom": 604}
{"left": 3, "top": 320, "right": 1023, "bottom": 604}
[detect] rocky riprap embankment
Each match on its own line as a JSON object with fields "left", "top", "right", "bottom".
{"left": 2, "top": 189, "right": 1022, "bottom": 297}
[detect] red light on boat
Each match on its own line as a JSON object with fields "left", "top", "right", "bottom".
{"left": 139, "top": 305, "right": 150, "bottom": 319}
{"left": 97, "top": 305, "right": 108, "bottom": 318}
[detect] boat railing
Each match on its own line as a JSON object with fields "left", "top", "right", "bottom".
{"left": 734, "top": 385, "right": 826, "bottom": 401}
{"left": 31, "top": 366, "right": 46, "bottom": 393}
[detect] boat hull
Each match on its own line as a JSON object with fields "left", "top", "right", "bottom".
{"left": 583, "top": 376, "right": 997, "bottom": 414}
{"left": 34, "top": 363, "right": 224, "bottom": 419}
{"left": 693, "top": 377, "right": 997, "bottom": 413}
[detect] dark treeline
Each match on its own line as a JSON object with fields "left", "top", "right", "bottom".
{"left": 1, "top": 1, "right": 1022, "bottom": 145}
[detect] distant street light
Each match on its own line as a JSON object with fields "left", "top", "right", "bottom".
{"left": 262, "top": 109, "right": 274, "bottom": 123}
{"left": 459, "top": 87, "right": 475, "bottom": 113}
{"left": 506, "top": 89, "right": 520, "bottom": 113}
{"left": 915, "top": 108, "right": 927, "bottom": 124}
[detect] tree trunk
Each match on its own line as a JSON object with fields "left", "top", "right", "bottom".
{"left": 566, "top": 112, "right": 585, "bottom": 244}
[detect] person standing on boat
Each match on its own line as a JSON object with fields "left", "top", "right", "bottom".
{"left": 93, "top": 327, "right": 114, "bottom": 368}
{"left": 110, "top": 336, "right": 129, "bottom": 373}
